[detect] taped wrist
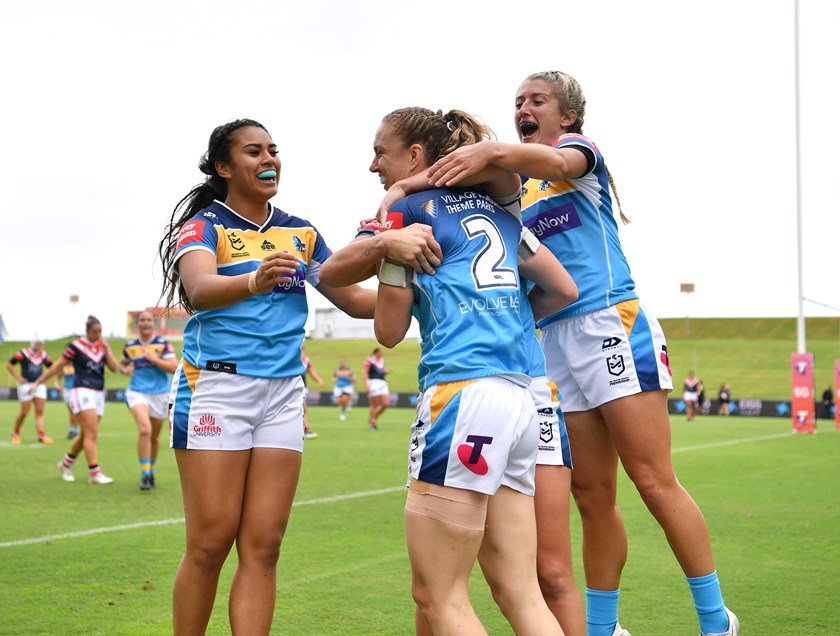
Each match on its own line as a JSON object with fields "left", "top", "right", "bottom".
{"left": 518, "top": 227, "right": 541, "bottom": 264}
{"left": 378, "top": 260, "right": 413, "bottom": 288}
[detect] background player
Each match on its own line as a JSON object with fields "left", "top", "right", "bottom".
{"left": 301, "top": 344, "right": 325, "bottom": 439}
{"left": 7, "top": 337, "right": 54, "bottom": 444}
{"left": 332, "top": 357, "right": 356, "bottom": 421}
{"left": 32, "top": 315, "right": 119, "bottom": 484}
{"left": 119, "top": 310, "right": 178, "bottom": 490}
{"left": 362, "top": 347, "right": 391, "bottom": 430}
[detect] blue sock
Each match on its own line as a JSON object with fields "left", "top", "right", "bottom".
{"left": 687, "top": 571, "right": 729, "bottom": 634}
{"left": 586, "top": 587, "right": 620, "bottom": 636}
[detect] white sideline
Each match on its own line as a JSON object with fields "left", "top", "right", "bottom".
{"left": 673, "top": 428, "right": 835, "bottom": 453}
{"left": 3, "top": 429, "right": 834, "bottom": 549}
{"left": 0, "top": 486, "right": 405, "bottom": 548}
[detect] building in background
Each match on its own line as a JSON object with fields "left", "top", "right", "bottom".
{"left": 309, "top": 307, "right": 420, "bottom": 340}
{"left": 125, "top": 307, "right": 189, "bottom": 340}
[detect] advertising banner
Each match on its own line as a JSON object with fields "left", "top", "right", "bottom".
{"left": 835, "top": 360, "right": 840, "bottom": 429}
{"left": 791, "top": 352, "right": 815, "bottom": 433}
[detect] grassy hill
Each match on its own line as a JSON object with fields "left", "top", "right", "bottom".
{"left": 2, "top": 317, "right": 838, "bottom": 400}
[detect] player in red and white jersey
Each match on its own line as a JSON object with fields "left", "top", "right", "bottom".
{"left": 7, "top": 337, "right": 54, "bottom": 444}
{"left": 32, "top": 316, "right": 119, "bottom": 485}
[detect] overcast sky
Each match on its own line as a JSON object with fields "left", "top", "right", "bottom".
{"left": 1, "top": 0, "right": 837, "bottom": 342}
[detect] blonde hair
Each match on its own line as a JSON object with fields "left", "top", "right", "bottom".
{"left": 527, "top": 70, "right": 630, "bottom": 224}
{"left": 381, "top": 107, "right": 495, "bottom": 165}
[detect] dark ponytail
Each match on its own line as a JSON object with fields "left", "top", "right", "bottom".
{"left": 157, "top": 119, "right": 268, "bottom": 312}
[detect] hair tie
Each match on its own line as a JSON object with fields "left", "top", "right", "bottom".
{"left": 446, "top": 120, "right": 456, "bottom": 132}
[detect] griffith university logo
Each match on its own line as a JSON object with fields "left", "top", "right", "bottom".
{"left": 192, "top": 413, "right": 222, "bottom": 437}
{"left": 457, "top": 435, "right": 493, "bottom": 475}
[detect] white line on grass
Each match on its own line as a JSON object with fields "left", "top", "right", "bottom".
{"left": 5, "top": 430, "right": 835, "bottom": 548}
{"left": 0, "top": 486, "right": 406, "bottom": 548}
{"left": 673, "top": 428, "right": 836, "bottom": 453}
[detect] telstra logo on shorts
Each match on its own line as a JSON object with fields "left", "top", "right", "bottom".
{"left": 193, "top": 413, "right": 222, "bottom": 437}
{"left": 457, "top": 435, "right": 493, "bottom": 475}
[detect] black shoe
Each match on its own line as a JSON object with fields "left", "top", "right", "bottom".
{"left": 139, "top": 474, "right": 153, "bottom": 491}
{"left": 149, "top": 474, "right": 156, "bottom": 489}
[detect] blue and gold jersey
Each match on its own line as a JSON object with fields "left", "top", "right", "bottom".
{"left": 122, "top": 335, "right": 175, "bottom": 394}
{"left": 333, "top": 367, "right": 355, "bottom": 388}
{"left": 62, "top": 361, "right": 75, "bottom": 389}
{"left": 385, "top": 188, "right": 531, "bottom": 391}
{"left": 174, "top": 200, "right": 332, "bottom": 379}
{"left": 521, "top": 133, "right": 637, "bottom": 328}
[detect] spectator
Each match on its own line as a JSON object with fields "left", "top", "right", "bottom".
{"left": 822, "top": 386, "right": 834, "bottom": 419}
{"left": 718, "top": 384, "right": 731, "bottom": 416}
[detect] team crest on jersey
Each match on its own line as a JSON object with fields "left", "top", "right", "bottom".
{"left": 292, "top": 235, "right": 307, "bottom": 253}
{"left": 457, "top": 434, "right": 492, "bottom": 475}
{"left": 261, "top": 239, "right": 275, "bottom": 251}
{"left": 227, "top": 231, "right": 246, "bottom": 252}
{"left": 422, "top": 199, "right": 439, "bottom": 219}
{"left": 606, "top": 354, "right": 625, "bottom": 377}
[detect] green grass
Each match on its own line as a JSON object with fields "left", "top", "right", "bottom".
{"left": 1, "top": 401, "right": 838, "bottom": 634}
{"left": 5, "top": 316, "right": 839, "bottom": 400}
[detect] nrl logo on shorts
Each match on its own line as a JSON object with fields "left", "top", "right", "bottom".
{"left": 606, "top": 354, "right": 625, "bottom": 376}
{"left": 539, "top": 421, "right": 554, "bottom": 444}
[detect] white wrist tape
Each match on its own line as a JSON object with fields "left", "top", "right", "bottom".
{"left": 518, "top": 227, "right": 541, "bottom": 264}
{"left": 378, "top": 260, "right": 413, "bottom": 288}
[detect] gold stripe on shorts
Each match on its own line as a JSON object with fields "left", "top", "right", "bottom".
{"left": 615, "top": 298, "right": 640, "bottom": 337}
{"left": 430, "top": 379, "right": 478, "bottom": 426}
{"left": 181, "top": 360, "right": 202, "bottom": 392}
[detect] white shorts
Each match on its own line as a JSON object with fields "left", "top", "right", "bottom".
{"left": 62, "top": 388, "right": 73, "bottom": 407}
{"left": 683, "top": 391, "right": 699, "bottom": 404}
{"left": 126, "top": 389, "right": 169, "bottom": 420}
{"left": 367, "top": 378, "right": 389, "bottom": 397}
{"left": 169, "top": 361, "right": 305, "bottom": 452}
{"left": 408, "top": 376, "right": 538, "bottom": 496}
{"left": 529, "top": 376, "right": 572, "bottom": 468}
{"left": 69, "top": 387, "right": 106, "bottom": 416}
{"left": 541, "top": 299, "right": 674, "bottom": 412}
{"left": 18, "top": 382, "right": 46, "bottom": 402}
{"left": 333, "top": 385, "right": 355, "bottom": 398}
